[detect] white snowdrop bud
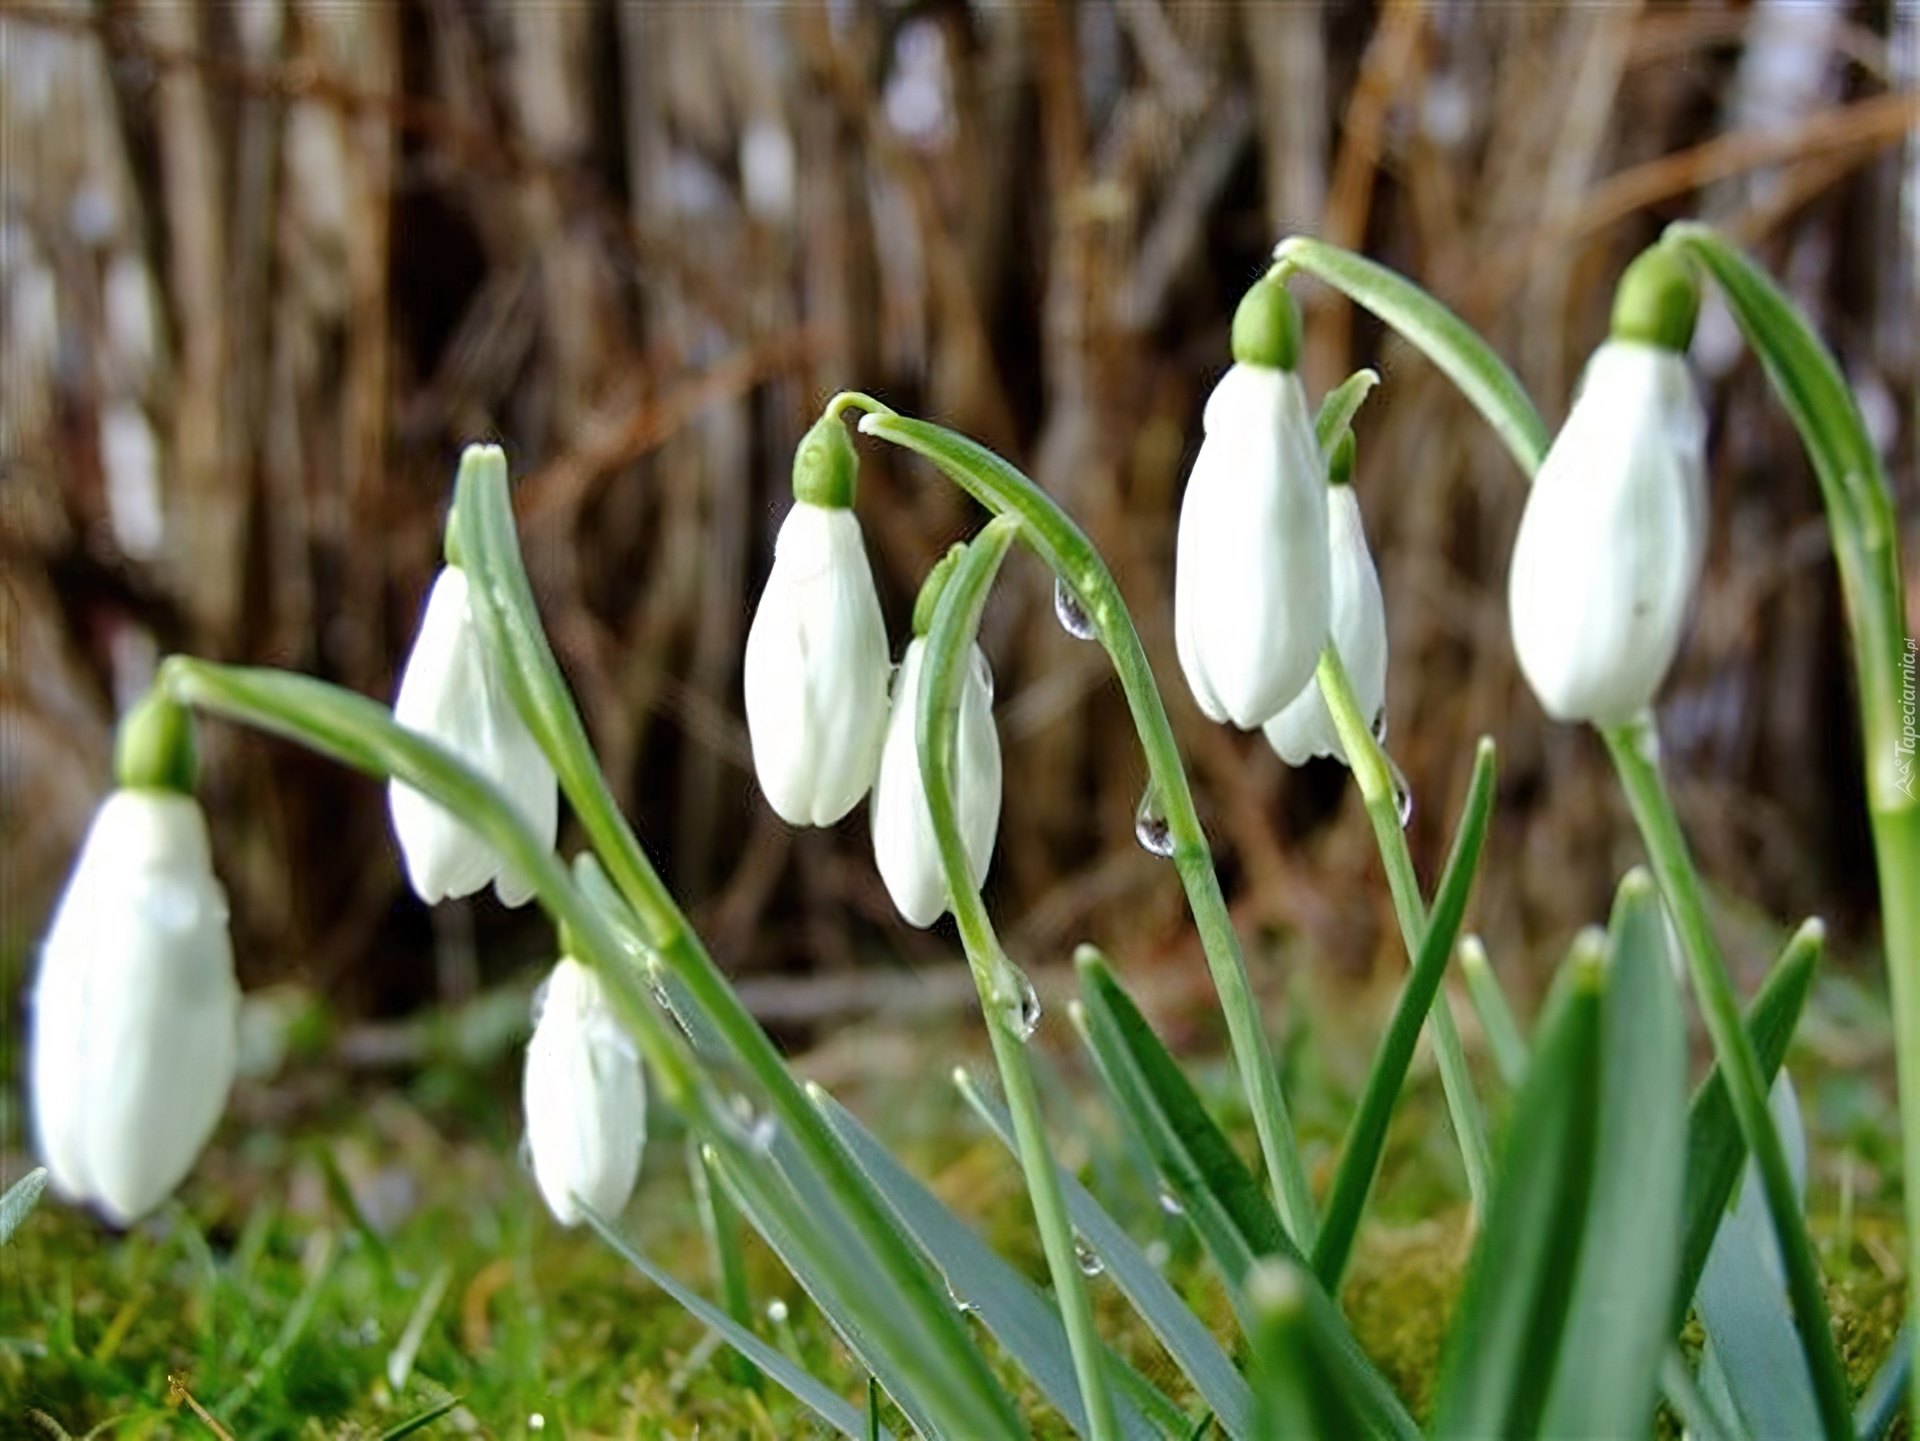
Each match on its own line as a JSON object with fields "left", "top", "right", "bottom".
{"left": 388, "top": 564, "right": 559, "bottom": 907}
{"left": 1175, "top": 279, "right": 1332, "bottom": 729}
{"left": 523, "top": 957, "right": 646, "bottom": 1228}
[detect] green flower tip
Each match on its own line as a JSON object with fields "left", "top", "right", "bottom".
{"left": 792, "top": 410, "right": 860, "bottom": 509}
{"left": 1327, "top": 431, "right": 1357, "bottom": 487}
{"left": 911, "top": 543, "right": 970, "bottom": 638}
{"left": 1610, "top": 247, "right": 1698, "bottom": 352}
{"left": 115, "top": 684, "right": 197, "bottom": 794}
{"left": 1231, "top": 276, "right": 1300, "bottom": 372}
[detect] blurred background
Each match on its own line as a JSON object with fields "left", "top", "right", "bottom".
{"left": 4, "top": 0, "right": 1917, "bottom": 1039}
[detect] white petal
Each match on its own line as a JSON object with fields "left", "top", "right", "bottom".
{"left": 387, "top": 566, "right": 557, "bottom": 906}
{"left": 1509, "top": 342, "right": 1707, "bottom": 725}
{"left": 32, "top": 791, "right": 239, "bottom": 1222}
{"left": 1174, "top": 366, "right": 1331, "bottom": 729}
{"left": 524, "top": 959, "right": 646, "bottom": 1227}
{"left": 871, "top": 640, "right": 1001, "bottom": 928}
{"left": 1263, "top": 485, "right": 1388, "bottom": 767}
{"left": 744, "top": 504, "right": 891, "bottom": 826}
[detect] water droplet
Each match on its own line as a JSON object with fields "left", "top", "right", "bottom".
{"left": 1075, "top": 1237, "right": 1105, "bottom": 1276}
{"left": 1371, "top": 706, "right": 1389, "bottom": 745}
{"left": 1144, "top": 1239, "right": 1171, "bottom": 1269}
{"left": 1157, "top": 1192, "right": 1185, "bottom": 1217}
{"left": 1134, "top": 782, "right": 1174, "bottom": 858}
{"left": 999, "top": 971, "right": 1042, "bottom": 1042}
{"left": 749, "top": 1115, "right": 778, "bottom": 1155}
{"left": 766, "top": 1298, "right": 789, "bottom": 1325}
{"left": 1053, "top": 576, "right": 1097, "bottom": 640}
{"left": 946, "top": 1281, "right": 976, "bottom": 1316}
{"left": 1385, "top": 753, "right": 1414, "bottom": 829}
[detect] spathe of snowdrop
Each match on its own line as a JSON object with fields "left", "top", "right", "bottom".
{"left": 1175, "top": 276, "right": 1331, "bottom": 729}
{"left": 32, "top": 692, "right": 241, "bottom": 1225}
{"left": 1263, "top": 435, "right": 1388, "bottom": 767}
{"left": 388, "top": 561, "right": 558, "bottom": 907}
{"left": 744, "top": 411, "right": 892, "bottom": 826}
{"left": 1509, "top": 249, "right": 1708, "bottom": 726}
{"left": 523, "top": 955, "right": 647, "bottom": 1228}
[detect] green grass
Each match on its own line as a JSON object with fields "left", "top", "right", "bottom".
{"left": 2, "top": 964, "right": 1909, "bottom": 1435}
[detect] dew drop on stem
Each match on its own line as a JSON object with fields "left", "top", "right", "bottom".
{"left": 1158, "top": 1191, "right": 1185, "bottom": 1217}
{"left": 1003, "top": 972, "right": 1042, "bottom": 1041}
{"left": 1135, "top": 781, "right": 1175, "bottom": 858}
{"left": 1053, "top": 575, "right": 1097, "bottom": 640}
{"left": 1385, "top": 752, "right": 1414, "bottom": 828}
{"left": 1074, "top": 1236, "right": 1105, "bottom": 1276}
{"left": 1371, "top": 706, "right": 1389, "bottom": 745}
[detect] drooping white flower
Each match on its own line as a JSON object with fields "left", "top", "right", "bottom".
{"left": 1508, "top": 339, "right": 1707, "bottom": 726}
{"left": 1263, "top": 481, "right": 1387, "bottom": 766}
{"left": 523, "top": 957, "right": 646, "bottom": 1228}
{"left": 743, "top": 501, "right": 892, "bottom": 826}
{"left": 388, "top": 564, "right": 558, "bottom": 907}
{"left": 870, "top": 637, "right": 1002, "bottom": 927}
{"left": 32, "top": 789, "right": 241, "bottom": 1224}
{"left": 1175, "top": 282, "right": 1331, "bottom": 730}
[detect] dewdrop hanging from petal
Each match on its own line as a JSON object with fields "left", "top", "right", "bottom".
{"left": 30, "top": 690, "right": 241, "bottom": 1225}
{"left": 870, "top": 545, "right": 1004, "bottom": 928}
{"left": 1174, "top": 276, "right": 1332, "bottom": 730}
{"left": 1509, "top": 249, "right": 1709, "bottom": 726}
{"left": 744, "top": 411, "right": 893, "bottom": 826}
{"left": 388, "top": 449, "right": 559, "bottom": 907}
{"left": 1263, "top": 433, "right": 1388, "bottom": 767}
{"left": 523, "top": 953, "right": 646, "bottom": 1228}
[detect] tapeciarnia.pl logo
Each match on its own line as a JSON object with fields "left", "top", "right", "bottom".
{"left": 1899, "top": 637, "right": 1917, "bottom": 801}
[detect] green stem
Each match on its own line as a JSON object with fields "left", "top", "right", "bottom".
{"left": 854, "top": 406, "right": 1318, "bottom": 1250}
{"left": 448, "top": 451, "right": 1023, "bottom": 1437}
{"left": 918, "top": 515, "right": 1120, "bottom": 1441}
{"left": 1317, "top": 646, "right": 1494, "bottom": 1215}
{"left": 1604, "top": 716, "right": 1852, "bottom": 1441}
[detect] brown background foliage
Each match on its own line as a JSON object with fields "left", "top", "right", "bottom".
{"left": 4, "top": 0, "right": 1916, "bottom": 1028}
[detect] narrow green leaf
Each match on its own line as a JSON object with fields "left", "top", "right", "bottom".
{"left": 1660, "top": 1350, "right": 1740, "bottom": 1441}
{"left": 814, "top": 1087, "right": 1165, "bottom": 1440}
{"left": 1074, "top": 946, "right": 1292, "bottom": 1279}
{"left": 0, "top": 1168, "right": 49, "bottom": 1245}
{"left": 1433, "top": 932, "right": 1607, "bottom": 1439}
{"left": 1312, "top": 369, "right": 1380, "bottom": 455}
{"left": 691, "top": 1139, "right": 760, "bottom": 1390}
{"left": 1313, "top": 738, "right": 1497, "bottom": 1288}
{"left": 955, "top": 1070, "right": 1258, "bottom": 1441}
{"left": 1458, "top": 936, "right": 1528, "bottom": 1091}
{"left": 378, "top": 1397, "right": 462, "bottom": 1439}
{"left": 1540, "top": 871, "right": 1688, "bottom": 1437}
{"left": 582, "top": 1204, "right": 887, "bottom": 1440}
{"left": 1855, "top": 1321, "right": 1911, "bottom": 1441}
{"left": 1695, "top": 1077, "right": 1820, "bottom": 1441}
{"left": 1272, "top": 236, "right": 1551, "bottom": 477}
{"left": 1675, "top": 919, "right": 1823, "bottom": 1330}
{"left": 1248, "top": 1260, "right": 1424, "bottom": 1441}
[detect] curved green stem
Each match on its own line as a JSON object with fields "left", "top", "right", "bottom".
{"left": 1317, "top": 647, "right": 1494, "bottom": 1215}
{"left": 918, "top": 515, "right": 1119, "bottom": 1441}
{"left": 448, "top": 450, "right": 1023, "bottom": 1438}
{"left": 1605, "top": 716, "right": 1852, "bottom": 1441}
{"left": 855, "top": 408, "right": 1318, "bottom": 1251}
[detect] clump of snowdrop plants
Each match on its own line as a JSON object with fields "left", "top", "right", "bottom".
{"left": 25, "top": 228, "right": 1916, "bottom": 1441}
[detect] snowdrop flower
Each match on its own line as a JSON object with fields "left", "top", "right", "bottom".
{"left": 744, "top": 412, "right": 891, "bottom": 826}
{"left": 388, "top": 563, "right": 558, "bottom": 907}
{"left": 1175, "top": 277, "right": 1331, "bottom": 729}
{"left": 870, "top": 553, "right": 1003, "bottom": 926}
{"left": 32, "top": 694, "right": 240, "bottom": 1224}
{"left": 523, "top": 956, "right": 646, "bottom": 1227}
{"left": 1263, "top": 436, "right": 1388, "bottom": 766}
{"left": 1509, "top": 249, "right": 1707, "bottom": 726}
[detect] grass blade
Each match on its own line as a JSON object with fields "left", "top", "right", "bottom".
{"left": 1675, "top": 919, "right": 1823, "bottom": 1330}
{"left": 1855, "top": 1321, "right": 1911, "bottom": 1441}
{"left": 1073, "top": 945, "right": 1293, "bottom": 1288}
{"left": 1248, "top": 1260, "right": 1423, "bottom": 1441}
{"left": 581, "top": 1204, "right": 886, "bottom": 1439}
{"left": 691, "top": 1139, "right": 760, "bottom": 1390}
{"left": 0, "top": 1168, "right": 49, "bottom": 1245}
{"left": 378, "top": 1398, "right": 462, "bottom": 1440}
{"left": 1433, "top": 932, "right": 1607, "bottom": 1438}
{"left": 1539, "top": 871, "right": 1687, "bottom": 1437}
{"left": 955, "top": 1069, "right": 1258, "bottom": 1440}
{"left": 1458, "top": 936, "right": 1528, "bottom": 1090}
{"left": 1313, "top": 739, "right": 1496, "bottom": 1288}
{"left": 812, "top": 1085, "right": 1165, "bottom": 1440}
